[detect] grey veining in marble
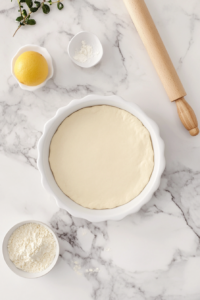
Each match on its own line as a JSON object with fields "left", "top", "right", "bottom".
{"left": 49, "top": 165, "right": 200, "bottom": 300}
{"left": 0, "top": 0, "right": 200, "bottom": 299}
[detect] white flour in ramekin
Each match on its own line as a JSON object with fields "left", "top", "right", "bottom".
{"left": 8, "top": 223, "right": 56, "bottom": 273}
{"left": 73, "top": 40, "right": 98, "bottom": 63}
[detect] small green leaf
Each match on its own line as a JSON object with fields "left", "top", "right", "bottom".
{"left": 20, "top": 22, "right": 25, "bottom": 26}
{"left": 34, "top": 1, "right": 40, "bottom": 8}
{"left": 20, "top": 0, "right": 26, "bottom": 2}
{"left": 22, "top": 9, "right": 27, "bottom": 16}
{"left": 30, "top": 7, "right": 38, "bottom": 12}
{"left": 25, "top": 0, "right": 33, "bottom": 8}
{"left": 16, "top": 16, "right": 23, "bottom": 22}
{"left": 42, "top": 4, "right": 50, "bottom": 14}
{"left": 27, "top": 19, "right": 36, "bottom": 25}
{"left": 57, "top": 2, "right": 64, "bottom": 10}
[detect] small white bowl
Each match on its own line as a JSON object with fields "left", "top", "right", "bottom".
{"left": 68, "top": 31, "right": 103, "bottom": 68}
{"left": 37, "top": 94, "right": 165, "bottom": 223}
{"left": 11, "top": 44, "right": 54, "bottom": 91}
{"left": 2, "top": 220, "right": 60, "bottom": 279}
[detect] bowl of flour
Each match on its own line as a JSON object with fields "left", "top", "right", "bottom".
{"left": 2, "top": 220, "right": 59, "bottom": 278}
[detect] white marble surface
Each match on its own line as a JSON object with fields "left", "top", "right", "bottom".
{"left": 0, "top": 0, "right": 200, "bottom": 299}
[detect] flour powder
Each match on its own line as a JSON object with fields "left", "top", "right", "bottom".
{"left": 8, "top": 223, "right": 56, "bottom": 273}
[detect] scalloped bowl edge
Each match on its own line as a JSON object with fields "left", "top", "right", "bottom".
{"left": 37, "top": 94, "right": 165, "bottom": 222}
{"left": 11, "top": 44, "right": 54, "bottom": 91}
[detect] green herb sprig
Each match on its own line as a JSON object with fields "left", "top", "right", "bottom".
{"left": 12, "top": 0, "right": 64, "bottom": 37}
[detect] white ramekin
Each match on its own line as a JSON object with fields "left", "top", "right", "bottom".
{"left": 11, "top": 44, "right": 54, "bottom": 91}
{"left": 68, "top": 31, "right": 103, "bottom": 68}
{"left": 2, "top": 220, "right": 60, "bottom": 279}
{"left": 37, "top": 94, "right": 165, "bottom": 222}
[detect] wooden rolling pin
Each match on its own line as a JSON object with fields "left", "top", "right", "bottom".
{"left": 123, "top": 0, "right": 199, "bottom": 136}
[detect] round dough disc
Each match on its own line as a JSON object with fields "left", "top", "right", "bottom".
{"left": 49, "top": 105, "right": 154, "bottom": 209}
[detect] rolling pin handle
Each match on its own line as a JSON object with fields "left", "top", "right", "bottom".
{"left": 190, "top": 128, "right": 199, "bottom": 136}
{"left": 175, "top": 97, "right": 199, "bottom": 136}
{"left": 123, "top": 0, "right": 199, "bottom": 136}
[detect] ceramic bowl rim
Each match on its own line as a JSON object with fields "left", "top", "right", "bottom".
{"left": 11, "top": 44, "right": 54, "bottom": 91}
{"left": 67, "top": 31, "right": 103, "bottom": 68}
{"left": 2, "top": 220, "right": 60, "bottom": 279}
{"left": 37, "top": 94, "right": 165, "bottom": 222}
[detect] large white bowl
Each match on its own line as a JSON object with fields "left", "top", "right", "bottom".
{"left": 2, "top": 220, "right": 60, "bottom": 278}
{"left": 37, "top": 95, "right": 165, "bottom": 222}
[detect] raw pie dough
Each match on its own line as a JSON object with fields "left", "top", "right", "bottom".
{"left": 49, "top": 105, "right": 154, "bottom": 209}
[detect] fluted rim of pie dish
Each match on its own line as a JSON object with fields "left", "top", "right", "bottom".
{"left": 37, "top": 94, "right": 165, "bottom": 222}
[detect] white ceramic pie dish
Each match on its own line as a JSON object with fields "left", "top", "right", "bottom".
{"left": 37, "top": 94, "right": 165, "bottom": 222}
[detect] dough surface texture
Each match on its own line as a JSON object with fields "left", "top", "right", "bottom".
{"left": 49, "top": 105, "right": 154, "bottom": 209}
